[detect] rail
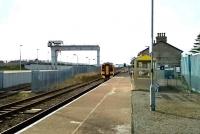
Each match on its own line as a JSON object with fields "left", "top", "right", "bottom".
{"left": 0, "top": 78, "right": 103, "bottom": 133}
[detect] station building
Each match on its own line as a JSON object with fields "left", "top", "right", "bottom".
{"left": 138, "top": 33, "right": 183, "bottom": 68}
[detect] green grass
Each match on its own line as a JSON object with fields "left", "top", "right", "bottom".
{"left": 0, "top": 65, "right": 28, "bottom": 71}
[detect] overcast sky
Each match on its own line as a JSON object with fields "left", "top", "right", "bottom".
{"left": 0, "top": 0, "right": 199, "bottom": 64}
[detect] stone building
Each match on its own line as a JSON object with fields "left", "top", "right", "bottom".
{"left": 138, "top": 33, "right": 183, "bottom": 68}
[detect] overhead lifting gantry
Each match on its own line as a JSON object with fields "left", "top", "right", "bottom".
{"left": 48, "top": 40, "right": 100, "bottom": 69}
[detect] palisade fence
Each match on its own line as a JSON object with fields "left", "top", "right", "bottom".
{"left": 32, "top": 65, "right": 99, "bottom": 92}
{"left": 181, "top": 54, "right": 200, "bottom": 93}
{"left": 154, "top": 68, "right": 182, "bottom": 88}
{"left": 154, "top": 54, "right": 200, "bottom": 93}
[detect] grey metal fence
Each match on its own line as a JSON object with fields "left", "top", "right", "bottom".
{"left": 0, "top": 72, "right": 3, "bottom": 89}
{"left": 154, "top": 68, "right": 182, "bottom": 87}
{"left": 31, "top": 65, "right": 99, "bottom": 92}
{"left": 181, "top": 54, "right": 200, "bottom": 93}
{"left": 0, "top": 71, "right": 31, "bottom": 89}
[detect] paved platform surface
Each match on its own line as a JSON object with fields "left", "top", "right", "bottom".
{"left": 132, "top": 78, "right": 200, "bottom": 134}
{"left": 19, "top": 73, "right": 132, "bottom": 134}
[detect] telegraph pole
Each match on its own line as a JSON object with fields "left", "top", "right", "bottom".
{"left": 150, "top": 0, "right": 156, "bottom": 111}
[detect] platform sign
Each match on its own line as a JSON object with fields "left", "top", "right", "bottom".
{"left": 160, "top": 65, "right": 165, "bottom": 70}
{"left": 175, "top": 67, "right": 180, "bottom": 73}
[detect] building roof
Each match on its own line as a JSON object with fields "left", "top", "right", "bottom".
{"left": 136, "top": 55, "right": 153, "bottom": 61}
{"left": 154, "top": 41, "right": 183, "bottom": 52}
{"left": 137, "top": 47, "right": 149, "bottom": 56}
{"left": 138, "top": 41, "right": 183, "bottom": 56}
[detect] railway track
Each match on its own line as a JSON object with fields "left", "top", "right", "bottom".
{"left": 0, "top": 78, "right": 104, "bottom": 134}
{"left": 0, "top": 84, "right": 30, "bottom": 100}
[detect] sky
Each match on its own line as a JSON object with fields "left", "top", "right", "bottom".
{"left": 0, "top": 0, "right": 200, "bottom": 65}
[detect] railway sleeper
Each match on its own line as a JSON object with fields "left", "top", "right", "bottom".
{"left": 5, "top": 116, "right": 12, "bottom": 119}
{"left": 0, "top": 111, "right": 11, "bottom": 113}
{"left": 4, "top": 108, "right": 17, "bottom": 111}
{"left": 15, "top": 104, "right": 27, "bottom": 107}
{"left": 11, "top": 106, "right": 22, "bottom": 109}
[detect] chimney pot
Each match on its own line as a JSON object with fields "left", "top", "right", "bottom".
{"left": 156, "top": 32, "right": 167, "bottom": 43}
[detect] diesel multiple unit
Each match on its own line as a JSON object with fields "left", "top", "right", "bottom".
{"left": 101, "top": 62, "right": 115, "bottom": 79}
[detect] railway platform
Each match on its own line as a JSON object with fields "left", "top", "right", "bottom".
{"left": 19, "top": 73, "right": 132, "bottom": 134}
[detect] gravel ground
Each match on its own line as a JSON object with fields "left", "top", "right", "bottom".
{"left": 131, "top": 78, "right": 200, "bottom": 134}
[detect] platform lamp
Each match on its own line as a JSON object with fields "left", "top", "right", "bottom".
{"left": 93, "top": 59, "right": 96, "bottom": 65}
{"left": 85, "top": 57, "right": 88, "bottom": 64}
{"left": 73, "top": 54, "right": 78, "bottom": 73}
{"left": 85, "top": 57, "right": 90, "bottom": 71}
{"left": 19, "top": 45, "right": 23, "bottom": 70}
{"left": 37, "top": 49, "right": 39, "bottom": 70}
{"left": 150, "top": 0, "right": 156, "bottom": 111}
{"left": 73, "top": 54, "right": 78, "bottom": 65}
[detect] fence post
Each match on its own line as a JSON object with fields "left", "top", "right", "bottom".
{"left": 188, "top": 55, "right": 192, "bottom": 89}
{"left": 0, "top": 71, "right": 3, "bottom": 89}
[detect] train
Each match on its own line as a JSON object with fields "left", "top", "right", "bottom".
{"left": 101, "top": 62, "right": 115, "bottom": 79}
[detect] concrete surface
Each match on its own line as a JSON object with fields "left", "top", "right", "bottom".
{"left": 20, "top": 73, "right": 132, "bottom": 134}
{"left": 132, "top": 78, "right": 200, "bottom": 134}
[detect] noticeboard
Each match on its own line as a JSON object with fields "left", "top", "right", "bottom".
{"left": 164, "top": 70, "right": 174, "bottom": 79}
{"left": 160, "top": 65, "right": 165, "bottom": 70}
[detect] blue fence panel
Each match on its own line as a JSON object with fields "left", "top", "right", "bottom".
{"left": 0, "top": 72, "right": 3, "bottom": 89}
{"left": 181, "top": 54, "right": 200, "bottom": 92}
{"left": 191, "top": 55, "right": 200, "bottom": 92}
{"left": 31, "top": 66, "right": 99, "bottom": 92}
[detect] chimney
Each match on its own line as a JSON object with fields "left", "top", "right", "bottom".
{"left": 156, "top": 33, "right": 167, "bottom": 43}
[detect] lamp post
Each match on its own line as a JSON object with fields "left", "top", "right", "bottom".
{"left": 93, "top": 59, "right": 96, "bottom": 65}
{"left": 86, "top": 57, "right": 91, "bottom": 71}
{"left": 19, "top": 45, "right": 23, "bottom": 70}
{"left": 150, "top": 0, "right": 156, "bottom": 111}
{"left": 85, "top": 57, "right": 88, "bottom": 64}
{"left": 73, "top": 54, "right": 78, "bottom": 73}
{"left": 73, "top": 54, "right": 78, "bottom": 65}
{"left": 85, "top": 57, "right": 90, "bottom": 64}
{"left": 37, "top": 49, "right": 39, "bottom": 70}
